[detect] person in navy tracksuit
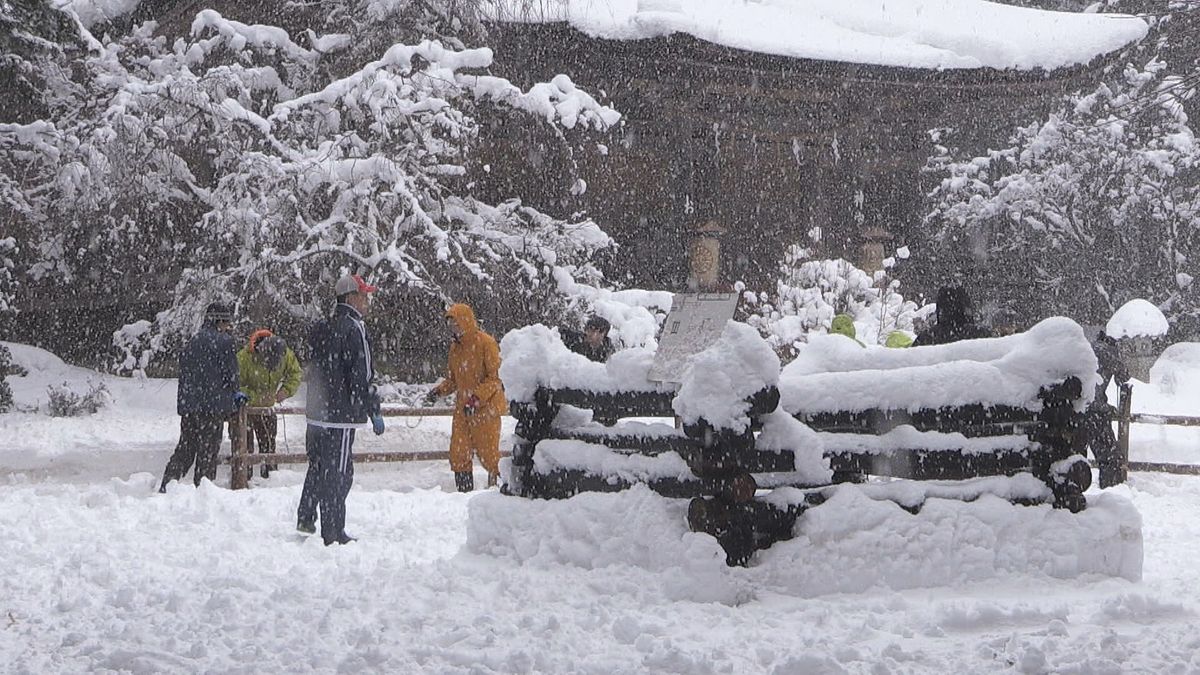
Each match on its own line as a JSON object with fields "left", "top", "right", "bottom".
{"left": 159, "top": 303, "right": 246, "bottom": 492}
{"left": 297, "top": 274, "right": 385, "bottom": 545}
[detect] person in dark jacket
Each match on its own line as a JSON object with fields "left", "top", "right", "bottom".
{"left": 1087, "top": 330, "right": 1130, "bottom": 488}
{"left": 296, "top": 274, "right": 384, "bottom": 545}
{"left": 562, "top": 315, "right": 615, "bottom": 363}
{"left": 913, "top": 287, "right": 990, "bottom": 346}
{"left": 159, "top": 303, "right": 246, "bottom": 492}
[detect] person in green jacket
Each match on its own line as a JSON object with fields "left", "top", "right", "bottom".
{"left": 885, "top": 331, "right": 914, "bottom": 348}
{"left": 237, "top": 329, "right": 302, "bottom": 479}
{"left": 830, "top": 314, "right": 865, "bottom": 347}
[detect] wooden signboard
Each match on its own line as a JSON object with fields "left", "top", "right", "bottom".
{"left": 648, "top": 292, "right": 739, "bottom": 383}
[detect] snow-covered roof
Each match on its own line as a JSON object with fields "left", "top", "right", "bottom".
{"left": 484, "top": 0, "right": 1148, "bottom": 71}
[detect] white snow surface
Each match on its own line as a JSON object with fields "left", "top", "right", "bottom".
{"left": 781, "top": 317, "right": 1100, "bottom": 414}
{"left": 5, "top": 341, "right": 1200, "bottom": 672}
{"left": 482, "top": 0, "right": 1148, "bottom": 71}
{"left": 818, "top": 427, "right": 1036, "bottom": 455}
{"left": 1106, "top": 298, "right": 1170, "bottom": 338}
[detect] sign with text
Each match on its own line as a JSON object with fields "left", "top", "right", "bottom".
{"left": 648, "top": 292, "right": 740, "bottom": 383}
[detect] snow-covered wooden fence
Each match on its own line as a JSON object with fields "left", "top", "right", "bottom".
{"left": 1115, "top": 384, "right": 1200, "bottom": 477}
{"left": 225, "top": 405, "right": 510, "bottom": 489}
{"left": 500, "top": 318, "right": 1100, "bottom": 566}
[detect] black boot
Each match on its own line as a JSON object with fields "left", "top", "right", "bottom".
{"left": 454, "top": 471, "right": 474, "bottom": 493}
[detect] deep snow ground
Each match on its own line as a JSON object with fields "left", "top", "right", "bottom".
{"left": 2, "top": 342, "right": 1200, "bottom": 673}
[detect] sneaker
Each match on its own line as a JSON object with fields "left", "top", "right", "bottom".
{"left": 296, "top": 519, "right": 316, "bottom": 535}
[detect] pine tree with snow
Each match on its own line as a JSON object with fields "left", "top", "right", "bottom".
{"left": 919, "top": 59, "right": 1200, "bottom": 329}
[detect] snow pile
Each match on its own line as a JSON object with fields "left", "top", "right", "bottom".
{"left": 483, "top": 0, "right": 1147, "bottom": 70}
{"left": 673, "top": 321, "right": 779, "bottom": 433}
{"left": 756, "top": 410, "right": 832, "bottom": 484}
{"left": 466, "top": 486, "right": 744, "bottom": 603}
{"left": 499, "top": 324, "right": 670, "bottom": 401}
{"left": 532, "top": 440, "right": 693, "bottom": 483}
{"left": 1150, "top": 342, "right": 1200, "bottom": 396}
{"left": 1107, "top": 299, "right": 1170, "bottom": 339}
{"left": 780, "top": 317, "right": 1100, "bottom": 414}
{"left": 1, "top": 342, "right": 179, "bottom": 457}
{"left": 468, "top": 484, "right": 1143, "bottom": 597}
{"left": 754, "top": 488, "right": 1142, "bottom": 595}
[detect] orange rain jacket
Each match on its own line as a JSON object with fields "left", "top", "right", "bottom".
{"left": 430, "top": 304, "right": 506, "bottom": 473}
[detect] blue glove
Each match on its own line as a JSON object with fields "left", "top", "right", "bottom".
{"left": 371, "top": 414, "right": 385, "bottom": 436}
{"left": 233, "top": 392, "right": 250, "bottom": 407}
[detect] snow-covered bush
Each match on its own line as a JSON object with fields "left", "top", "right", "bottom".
{"left": 0, "top": 345, "right": 14, "bottom": 413}
{"left": 46, "top": 379, "right": 110, "bottom": 417}
{"left": 1, "top": 5, "right": 621, "bottom": 376}
{"left": 739, "top": 246, "right": 927, "bottom": 358}
{"left": 920, "top": 59, "right": 1200, "bottom": 328}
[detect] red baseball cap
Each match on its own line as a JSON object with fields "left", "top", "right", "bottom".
{"left": 335, "top": 274, "right": 378, "bottom": 295}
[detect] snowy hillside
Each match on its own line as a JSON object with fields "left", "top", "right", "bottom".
{"left": 2, "top": 341, "right": 1200, "bottom": 671}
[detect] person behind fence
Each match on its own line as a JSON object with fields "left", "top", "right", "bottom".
{"left": 562, "top": 315, "right": 615, "bottom": 362}
{"left": 235, "top": 329, "right": 301, "bottom": 481}
{"left": 830, "top": 314, "right": 865, "bottom": 347}
{"left": 159, "top": 303, "right": 246, "bottom": 492}
{"left": 296, "top": 275, "right": 385, "bottom": 545}
{"left": 425, "top": 303, "right": 506, "bottom": 492}
{"left": 913, "top": 286, "right": 989, "bottom": 346}
{"left": 1088, "top": 329, "right": 1130, "bottom": 488}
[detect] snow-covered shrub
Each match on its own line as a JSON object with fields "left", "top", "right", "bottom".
{"left": 920, "top": 59, "right": 1200, "bottom": 328}
{"left": 739, "top": 246, "right": 927, "bottom": 358}
{"left": 46, "top": 379, "right": 109, "bottom": 417}
{"left": 0, "top": 344, "right": 14, "bottom": 413}
{"left": 1, "top": 5, "right": 622, "bottom": 376}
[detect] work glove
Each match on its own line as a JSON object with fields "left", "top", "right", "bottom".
{"left": 463, "top": 394, "right": 481, "bottom": 417}
{"left": 233, "top": 392, "right": 250, "bottom": 408}
{"left": 371, "top": 413, "right": 385, "bottom": 436}
{"left": 424, "top": 390, "right": 440, "bottom": 405}
{"left": 274, "top": 390, "right": 289, "bottom": 404}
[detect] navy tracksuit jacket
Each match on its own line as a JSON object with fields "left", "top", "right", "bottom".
{"left": 298, "top": 303, "right": 380, "bottom": 544}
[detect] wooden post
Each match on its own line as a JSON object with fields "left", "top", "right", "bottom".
{"left": 230, "top": 407, "right": 250, "bottom": 490}
{"left": 1116, "top": 383, "right": 1133, "bottom": 485}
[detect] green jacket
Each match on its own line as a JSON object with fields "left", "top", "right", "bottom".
{"left": 237, "top": 346, "right": 302, "bottom": 407}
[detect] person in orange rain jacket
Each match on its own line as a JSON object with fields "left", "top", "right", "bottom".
{"left": 425, "top": 304, "right": 507, "bottom": 492}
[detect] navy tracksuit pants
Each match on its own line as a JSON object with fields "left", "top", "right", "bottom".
{"left": 298, "top": 425, "right": 355, "bottom": 544}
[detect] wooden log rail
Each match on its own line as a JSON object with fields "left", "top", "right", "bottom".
{"left": 225, "top": 405, "right": 502, "bottom": 489}
{"left": 1116, "top": 384, "right": 1200, "bottom": 477}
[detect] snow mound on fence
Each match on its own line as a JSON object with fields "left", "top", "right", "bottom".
{"left": 780, "top": 316, "right": 1100, "bottom": 414}
{"left": 499, "top": 324, "right": 671, "bottom": 401}
{"left": 674, "top": 321, "right": 779, "bottom": 433}
{"left": 468, "top": 485, "right": 1142, "bottom": 598}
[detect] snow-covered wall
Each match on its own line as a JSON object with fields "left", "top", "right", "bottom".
{"left": 483, "top": 0, "right": 1148, "bottom": 71}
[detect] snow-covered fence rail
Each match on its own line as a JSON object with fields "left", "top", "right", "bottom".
{"left": 1115, "top": 384, "right": 1200, "bottom": 477}
{"left": 226, "top": 405, "right": 506, "bottom": 489}
{"left": 499, "top": 319, "right": 1103, "bottom": 566}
